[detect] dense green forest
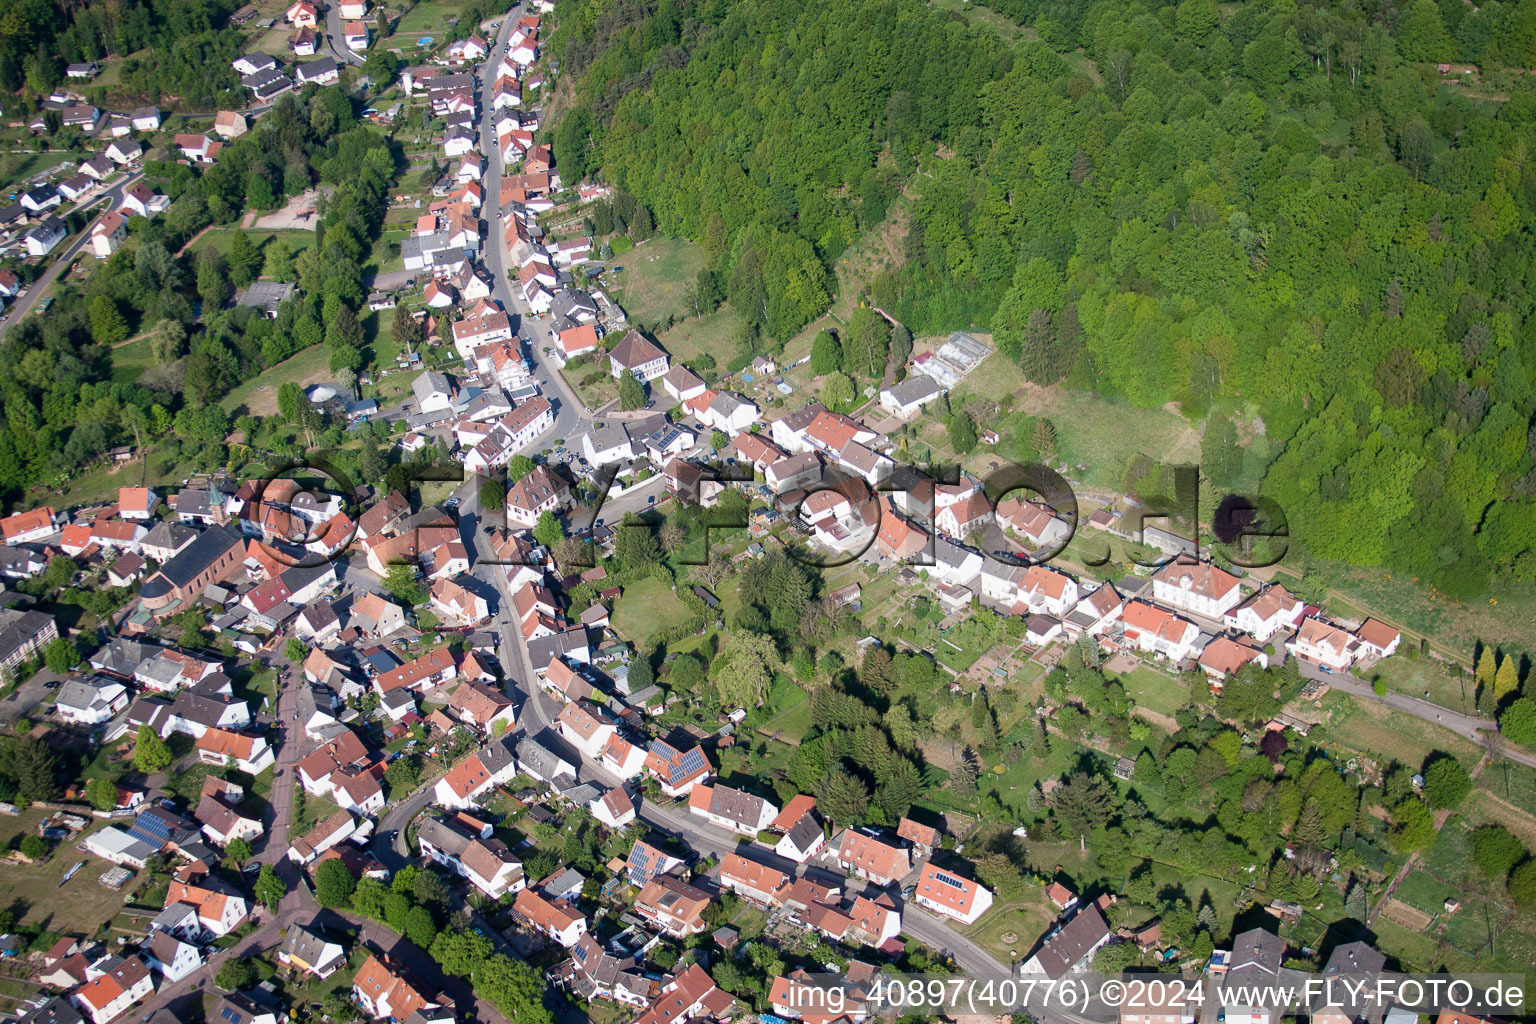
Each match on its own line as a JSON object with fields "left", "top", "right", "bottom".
{"left": 550, "top": 0, "right": 1536, "bottom": 597}
{"left": 0, "top": 0, "right": 245, "bottom": 106}
{"left": 0, "top": 88, "right": 396, "bottom": 497}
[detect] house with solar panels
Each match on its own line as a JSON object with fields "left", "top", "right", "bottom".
{"left": 644, "top": 739, "right": 712, "bottom": 798}
{"left": 625, "top": 838, "right": 684, "bottom": 886}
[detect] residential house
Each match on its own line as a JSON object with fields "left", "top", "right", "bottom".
{"left": 634, "top": 875, "right": 710, "bottom": 937}
{"left": 352, "top": 955, "right": 452, "bottom": 1022}
{"left": 879, "top": 374, "right": 945, "bottom": 418}
{"left": 512, "top": 889, "right": 587, "bottom": 947}
{"left": 195, "top": 728, "right": 276, "bottom": 774}
{"left": 445, "top": 679, "right": 516, "bottom": 736}
{"left": 832, "top": 830, "right": 910, "bottom": 887}
{"left": 557, "top": 701, "right": 617, "bottom": 760}
{"left": 608, "top": 330, "right": 670, "bottom": 382}
{"left": 163, "top": 873, "right": 248, "bottom": 936}
{"left": 644, "top": 740, "right": 711, "bottom": 797}
{"left": 1199, "top": 635, "right": 1269, "bottom": 690}
{"left": 687, "top": 783, "right": 777, "bottom": 836}
{"left": 72, "top": 956, "right": 155, "bottom": 1024}
{"left": 142, "top": 932, "right": 200, "bottom": 983}
{"left": 25, "top": 216, "right": 67, "bottom": 257}
{"left": 433, "top": 739, "right": 519, "bottom": 808}
{"left": 278, "top": 922, "right": 347, "bottom": 980}
{"left": 591, "top": 787, "right": 637, "bottom": 828}
{"left": 54, "top": 678, "right": 130, "bottom": 726}
{"left": 287, "top": 810, "right": 358, "bottom": 864}
{"left": 1224, "top": 584, "right": 1305, "bottom": 642}
{"left": 417, "top": 816, "right": 525, "bottom": 899}
{"left": 1152, "top": 561, "right": 1243, "bottom": 619}
{"left": 910, "top": 861, "right": 993, "bottom": 925}
{"left": 1119, "top": 601, "right": 1200, "bottom": 663}
{"left": 718, "top": 853, "right": 787, "bottom": 905}
{"left": 1021, "top": 904, "right": 1112, "bottom": 977}
{"left": 1286, "top": 617, "right": 1360, "bottom": 672}
{"left": 1355, "top": 619, "right": 1402, "bottom": 659}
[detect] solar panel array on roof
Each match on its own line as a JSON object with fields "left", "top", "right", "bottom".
{"left": 677, "top": 747, "right": 706, "bottom": 775}
{"left": 128, "top": 808, "right": 176, "bottom": 845}
{"left": 936, "top": 871, "right": 965, "bottom": 889}
{"left": 220, "top": 1008, "right": 245, "bottom": 1024}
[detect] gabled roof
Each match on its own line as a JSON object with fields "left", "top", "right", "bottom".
{"left": 608, "top": 329, "right": 666, "bottom": 369}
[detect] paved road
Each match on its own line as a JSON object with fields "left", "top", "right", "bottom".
{"left": 324, "top": 1, "right": 367, "bottom": 65}
{"left": 129, "top": 650, "right": 316, "bottom": 1013}
{"left": 473, "top": 8, "right": 590, "bottom": 447}
{"left": 0, "top": 170, "right": 143, "bottom": 339}
{"left": 1296, "top": 659, "right": 1536, "bottom": 769}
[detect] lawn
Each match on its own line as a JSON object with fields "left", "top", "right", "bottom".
{"left": 41, "top": 449, "right": 193, "bottom": 512}
{"left": 192, "top": 228, "right": 316, "bottom": 263}
{"left": 610, "top": 576, "right": 696, "bottom": 647}
{"left": 960, "top": 895, "right": 1056, "bottom": 963}
{"left": 110, "top": 335, "right": 158, "bottom": 384}
{"left": 0, "top": 810, "right": 140, "bottom": 936}
{"left": 222, "top": 344, "right": 335, "bottom": 417}
{"left": 1370, "top": 653, "right": 1476, "bottom": 715}
{"left": 657, "top": 306, "right": 744, "bottom": 367}
{"left": 384, "top": 0, "right": 464, "bottom": 47}
{"left": 1113, "top": 664, "right": 1190, "bottom": 717}
{"left": 994, "top": 381, "right": 1198, "bottom": 490}
{"left": 933, "top": 618, "right": 1001, "bottom": 673}
{"left": 1318, "top": 691, "right": 1482, "bottom": 770}
{"left": 604, "top": 236, "right": 706, "bottom": 328}
{"left": 757, "top": 688, "right": 813, "bottom": 745}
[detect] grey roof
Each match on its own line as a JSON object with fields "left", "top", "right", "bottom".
{"left": 17, "top": 997, "right": 85, "bottom": 1024}
{"left": 142, "top": 521, "right": 197, "bottom": 554}
{"left": 550, "top": 288, "right": 597, "bottom": 319}
{"left": 168, "top": 691, "right": 245, "bottom": 728}
{"left": 542, "top": 866, "right": 586, "bottom": 896}
{"left": 234, "top": 280, "right": 295, "bottom": 314}
{"left": 883, "top": 373, "right": 944, "bottom": 406}
{"left": 240, "top": 52, "right": 278, "bottom": 71}
{"left": 417, "top": 816, "right": 473, "bottom": 857}
{"left": 527, "top": 628, "right": 589, "bottom": 668}
{"left": 478, "top": 735, "right": 517, "bottom": 777}
{"left": 413, "top": 370, "right": 452, "bottom": 406}
{"left": 1228, "top": 926, "right": 1285, "bottom": 976}
{"left": 295, "top": 56, "right": 340, "bottom": 81}
{"left": 1030, "top": 904, "right": 1109, "bottom": 977}
{"left": 1322, "top": 940, "right": 1386, "bottom": 977}
{"left": 933, "top": 536, "right": 978, "bottom": 569}
{"left": 782, "top": 812, "right": 823, "bottom": 854}
{"left": 241, "top": 68, "right": 292, "bottom": 96}
{"left": 142, "top": 525, "right": 242, "bottom": 594}
{"left": 0, "top": 608, "right": 53, "bottom": 662}
{"left": 280, "top": 921, "right": 341, "bottom": 968}
{"left": 515, "top": 737, "right": 568, "bottom": 781}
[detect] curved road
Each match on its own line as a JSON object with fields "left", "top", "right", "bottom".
{"left": 1297, "top": 660, "right": 1536, "bottom": 769}
{"left": 0, "top": 170, "right": 143, "bottom": 338}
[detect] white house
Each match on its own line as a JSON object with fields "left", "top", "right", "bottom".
{"left": 25, "top": 217, "right": 67, "bottom": 257}
{"left": 55, "top": 678, "right": 129, "bottom": 726}
{"left": 879, "top": 373, "right": 945, "bottom": 418}
{"left": 90, "top": 211, "right": 129, "bottom": 258}
{"left": 1119, "top": 601, "right": 1200, "bottom": 663}
{"left": 556, "top": 701, "right": 617, "bottom": 760}
{"left": 144, "top": 931, "right": 202, "bottom": 982}
{"left": 1224, "top": 584, "right": 1305, "bottom": 642}
{"left": 686, "top": 783, "right": 777, "bottom": 836}
{"left": 1286, "top": 617, "right": 1360, "bottom": 672}
{"left": 607, "top": 330, "right": 669, "bottom": 382}
{"left": 412, "top": 371, "right": 454, "bottom": 415}
{"left": 1152, "top": 561, "right": 1243, "bottom": 619}
{"left": 910, "top": 861, "right": 993, "bottom": 925}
